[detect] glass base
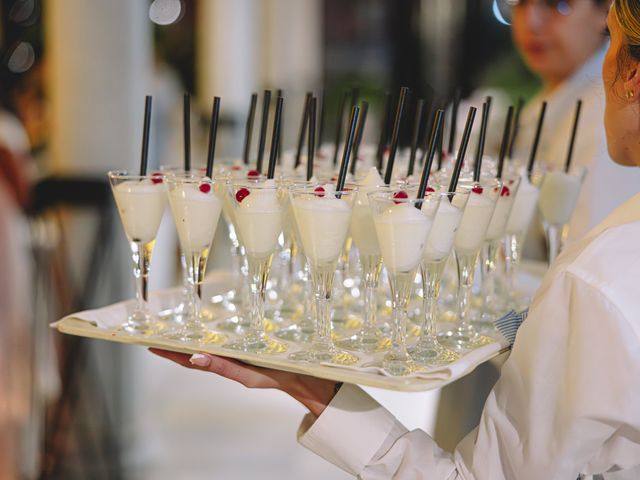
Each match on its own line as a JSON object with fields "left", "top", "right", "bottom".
{"left": 224, "top": 334, "right": 287, "bottom": 355}
{"left": 121, "top": 310, "right": 155, "bottom": 335}
{"left": 288, "top": 347, "right": 358, "bottom": 366}
{"left": 274, "top": 323, "right": 315, "bottom": 343}
{"left": 163, "top": 322, "right": 226, "bottom": 344}
{"left": 335, "top": 326, "right": 390, "bottom": 353}
{"left": 382, "top": 351, "right": 416, "bottom": 376}
{"left": 438, "top": 329, "right": 494, "bottom": 352}
{"left": 408, "top": 339, "right": 459, "bottom": 366}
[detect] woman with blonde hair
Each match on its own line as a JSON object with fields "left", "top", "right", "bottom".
{"left": 153, "top": 2, "right": 640, "bottom": 477}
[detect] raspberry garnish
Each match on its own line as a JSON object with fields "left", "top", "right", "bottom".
{"left": 199, "top": 183, "right": 211, "bottom": 194}
{"left": 393, "top": 190, "right": 408, "bottom": 204}
{"left": 426, "top": 186, "right": 435, "bottom": 193}
{"left": 472, "top": 184, "right": 483, "bottom": 194}
{"left": 314, "top": 186, "right": 326, "bottom": 197}
{"left": 151, "top": 172, "right": 163, "bottom": 184}
{"left": 247, "top": 169, "right": 260, "bottom": 178}
{"left": 500, "top": 185, "right": 511, "bottom": 197}
{"left": 236, "top": 187, "right": 250, "bottom": 203}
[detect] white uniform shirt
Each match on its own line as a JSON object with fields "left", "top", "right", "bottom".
{"left": 298, "top": 191, "right": 640, "bottom": 479}
{"left": 512, "top": 46, "right": 640, "bottom": 243}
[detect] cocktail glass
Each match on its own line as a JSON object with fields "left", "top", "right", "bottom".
{"left": 369, "top": 190, "right": 440, "bottom": 375}
{"left": 538, "top": 165, "right": 586, "bottom": 263}
{"left": 288, "top": 185, "right": 358, "bottom": 365}
{"left": 224, "top": 180, "right": 287, "bottom": 354}
{"left": 108, "top": 170, "right": 167, "bottom": 334}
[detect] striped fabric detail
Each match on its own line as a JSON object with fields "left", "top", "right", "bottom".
{"left": 494, "top": 309, "right": 529, "bottom": 347}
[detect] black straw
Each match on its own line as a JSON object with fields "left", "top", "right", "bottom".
{"left": 317, "top": 88, "right": 326, "bottom": 145}
{"left": 205, "top": 96, "right": 221, "bottom": 179}
{"left": 407, "top": 98, "right": 425, "bottom": 178}
{"left": 447, "top": 89, "right": 461, "bottom": 155}
{"left": 307, "top": 96, "right": 316, "bottom": 181}
{"left": 332, "top": 90, "right": 349, "bottom": 166}
{"left": 295, "top": 92, "right": 313, "bottom": 169}
{"left": 496, "top": 105, "right": 514, "bottom": 180}
{"left": 376, "top": 91, "right": 392, "bottom": 173}
{"left": 447, "top": 107, "right": 478, "bottom": 199}
{"left": 350, "top": 101, "right": 369, "bottom": 176}
{"left": 256, "top": 90, "right": 271, "bottom": 173}
{"left": 416, "top": 109, "right": 444, "bottom": 204}
{"left": 383, "top": 86, "right": 409, "bottom": 185}
{"left": 139, "top": 95, "right": 152, "bottom": 176}
{"left": 507, "top": 96, "right": 524, "bottom": 159}
{"left": 526, "top": 101, "right": 547, "bottom": 179}
{"left": 335, "top": 105, "right": 360, "bottom": 193}
{"left": 267, "top": 96, "right": 284, "bottom": 180}
{"left": 183, "top": 93, "right": 191, "bottom": 171}
{"left": 564, "top": 99, "right": 582, "bottom": 173}
{"left": 473, "top": 100, "right": 490, "bottom": 182}
{"left": 242, "top": 93, "right": 258, "bottom": 165}
{"left": 276, "top": 89, "right": 283, "bottom": 164}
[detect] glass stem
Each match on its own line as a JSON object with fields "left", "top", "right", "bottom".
{"left": 455, "top": 251, "right": 479, "bottom": 336}
{"left": 544, "top": 223, "right": 564, "bottom": 264}
{"left": 131, "top": 240, "right": 153, "bottom": 313}
{"left": 246, "top": 255, "right": 272, "bottom": 342}
{"left": 185, "top": 250, "right": 208, "bottom": 325}
{"left": 482, "top": 240, "right": 500, "bottom": 313}
{"left": 388, "top": 271, "right": 414, "bottom": 358}
{"left": 419, "top": 260, "right": 446, "bottom": 344}
{"left": 360, "top": 254, "right": 382, "bottom": 330}
{"left": 310, "top": 265, "right": 335, "bottom": 353}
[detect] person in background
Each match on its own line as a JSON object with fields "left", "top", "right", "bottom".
{"left": 152, "top": 0, "right": 640, "bottom": 477}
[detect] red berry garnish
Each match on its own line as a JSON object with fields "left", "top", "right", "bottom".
{"left": 426, "top": 186, "right": 435, "bottom": 193}
{"left": 393, "top": 190, "right": 408, "bottom": 204}
{"left": 331, "top": 176, "right": 337, "bottom": 182}
{"left": 383, "top": 146, "right": 390, "bottom": 155}
{"left": 236, "top": 187, "right": 250, "bottom": 203}
{"left": 472, "top": 184, "right": 483, "bottom": 194}
{"left": 314, "top": 186, "right": 326, "bottom": 197}
{"left": 500, "top": 185, "right": 510, "bottom": 197}
{"left": 151, "top": 172, "right": 163, "bottom": 184}
{"left": 199, "top": 183, "right": 211, "bottom": 194}
{"left": 231, "top": 165, "right": 242, "bottom": 171}
{"left": 247, "top": 169, "right": 260, "bottom": 178}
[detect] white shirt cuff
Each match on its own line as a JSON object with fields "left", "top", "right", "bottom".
{"left": 297, "top": 383, "right": 405, "bottom": 476}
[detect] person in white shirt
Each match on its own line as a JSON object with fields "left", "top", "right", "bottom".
{"left": 151, "top": 1, "right": 640, "bottom": 477}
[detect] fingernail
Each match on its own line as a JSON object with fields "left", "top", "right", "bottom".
{"left": 190, "top": 353, "right": 211, "bottom": 367}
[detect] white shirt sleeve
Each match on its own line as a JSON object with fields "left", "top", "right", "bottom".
{"left": 298, "top": 271, "right": 640, "bottom": 478}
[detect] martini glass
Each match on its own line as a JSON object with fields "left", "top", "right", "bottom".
{"left": 409, "top": 190, "right": 469, "bottom": 366}
{"left": 336, "top": 179, "right": 391, "bottom": 353}
{"left": 288, "top": 185, "right": 358, "bottom": 365}
{"left": 224, "top": 180, "right": 287, "bottom": 354}
{"left": 440, "top": 178, "right": 501, "bottom": 351}
{"left": 538, "top": 165, "right": 586, "bottom": 263}
{"left": 503, "top": 169, "right": 544, "bottom": 309}
{"left": 478, "top": 174, "right": 522, "bottom": 325}
{"left": 369, "top": 190, "right": 440, "bottom": 376}
{"left": 165, "top": 173, "right": 226, "bottom": 343}
{"left": 108, "top": 170, "right": 167, "bottom": 334}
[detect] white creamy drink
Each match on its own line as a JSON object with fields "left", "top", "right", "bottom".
{"left": 454, "top": 188, "right": 496, "bottom": 254}
{"left": 538, "top": 171, "right": 582, "bottom": 226}
{"left": 506, "top": 173, "right": 540, "bottom": 235}
{"left": 350, "top": 167, "right": 384, "bottom": 256}
{"left": 234, "top": 180, "right": 283, "bottom": 258}
{"left": 423, "top": 198, "right": 464, "bottom": 262}
{"left": 292, "top": 186, "right": 352, "bottom": 266}
{"left": 374, "top": 203, "right": 433, "bottom": 274}
{"left": 486, "top": 182, "right": 518, "bottom": 241}
{"left": 113, "top": 180, "right": 166, "bottom": 244}
{"left": 168, "top": 182, "right": 223, "bottom": 254}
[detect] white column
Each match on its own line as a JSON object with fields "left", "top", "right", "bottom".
{"left": 46, "top": 0, "right": 152, "bottom": 174}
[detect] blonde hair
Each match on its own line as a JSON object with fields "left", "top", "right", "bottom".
{"left": 614, "top": 0, "right": 640, "bottom": 61}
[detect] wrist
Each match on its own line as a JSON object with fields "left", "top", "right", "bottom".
{"left": 286, "top": 375, "right": 342, "bottom": 417}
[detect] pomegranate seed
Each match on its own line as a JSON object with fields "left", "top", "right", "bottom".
{"left": 393, "top": 190, "right": 408, "bottom": 204}
{"left": 426, "top": 186, "right": 435, "bottom": 193}
{"left": 472, "top": 184, "right": 483, "bottom": 194}
{"left": 151, "top": 172, "right": 163, "bottom": 184}
{"left": 247, "top": 169, "right": 260, "bottom": 178}
{"left": 500, "top": 185, "right": 511, "bottom": 197}
{"left": 314, "top": 186, "right": 326, "bottom": 197}
{"left": 236, "top": 187, "right": 250, "bottom": 203}
{"left": 199, "top": 183, "right": 211, "bottom": 194}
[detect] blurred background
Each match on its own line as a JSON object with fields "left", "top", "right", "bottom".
{"left": 0, "top": 0, "right": 538, "bottom": 478}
